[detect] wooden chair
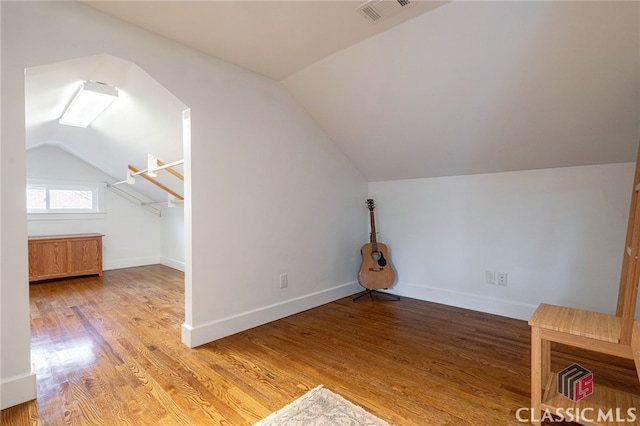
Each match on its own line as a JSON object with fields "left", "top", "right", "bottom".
{"left": 529, "top": 142, "right": 640, "bottom": 425}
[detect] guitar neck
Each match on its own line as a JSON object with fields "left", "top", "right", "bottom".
{"left": 369, "top": 210, "right": 378, "bottom": 251}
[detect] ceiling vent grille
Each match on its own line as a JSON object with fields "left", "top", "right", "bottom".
{"left": 356, "top": 0, "right": 412, "bottom": 23}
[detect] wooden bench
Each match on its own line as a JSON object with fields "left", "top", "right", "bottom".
{"left": 529, "top": 142, "right": 640, "bottom": 425}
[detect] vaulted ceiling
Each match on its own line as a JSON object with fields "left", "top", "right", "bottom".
{"left": 84, "top": 0, "right": 449, "bottom": 81}
{"left": 25, "top": 55, "right": 187, "bottom": 202}
{"left": 28, "top": 1, "right": 640, "bottom": 189}
{"left": 282, "top": 1, "right": 640, "bottom": 180}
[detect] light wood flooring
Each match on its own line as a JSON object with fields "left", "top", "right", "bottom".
{"left": 2, "top": 264, "right": 638, "bottom": 425}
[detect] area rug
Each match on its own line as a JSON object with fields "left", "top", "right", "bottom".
{"left": 254, "top": 385, "right": 391, "bottom": 426}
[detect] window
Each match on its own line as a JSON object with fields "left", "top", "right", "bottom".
{"left": 27, "top": 181, "right": 104, "bottom": 215}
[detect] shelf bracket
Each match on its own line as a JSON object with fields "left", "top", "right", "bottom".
{"left": 128, "top": 165, "right": 184, "bottom": 201}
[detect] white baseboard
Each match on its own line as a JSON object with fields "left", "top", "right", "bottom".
{"left": 182, "top": 281, "right": 362, "bottom": 347}
{"left": 103, "top": 256, "right": 161, "bottom": 271}
{"left": 387, "top": 281, "right": 538, "bottom": 321}
{"left": 1, "top": 367, "right": 36, "bottom": 410}
{"left": 160, "top": 256, "right": 185, "bottom": 272}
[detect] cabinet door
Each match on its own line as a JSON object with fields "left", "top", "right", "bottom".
{"left": 29, "top": 241, "right": 69, "bottom": 279}
{"left": 68, "top": 238, "right": 101, "bottom": 275}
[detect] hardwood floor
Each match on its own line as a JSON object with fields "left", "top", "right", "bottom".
{"left": 2, "top": 264, "right": 638, "bottom": 425}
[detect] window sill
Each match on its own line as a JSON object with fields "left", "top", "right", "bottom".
{"left": 28, "top": 213, "right": 106, "bottom": 221}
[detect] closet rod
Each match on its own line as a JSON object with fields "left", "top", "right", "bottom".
{"left": 130, "top": 159, "right": 184, "bottom": 178}
{"left": 128, "top": 164, "right": 184, "bottom": 200}
{"left": 141, "top": 200, "right": 185, "bottom": 206}
{"left": 104, "top": 182, "right": 162, "bottom": 216}
{"left": 111, "top": 159, "right": 185, "bottom": 186}
{"left": 158, "top": 159, "right": 184, "bottom": 181}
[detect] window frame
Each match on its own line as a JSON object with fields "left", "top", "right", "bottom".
{"left": 27, "top": 180, "right": 105, "bottom": 219}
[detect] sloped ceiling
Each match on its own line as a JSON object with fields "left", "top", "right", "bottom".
{"left": 282, "top": 1, "right": 640, "bottom": 181}
{"left": 31, "top": 1, "right": 640, "bottom": 186}
{"left": 25, "top": 54, "right": 187, "bottom": 202}
{"left": 84, "top": 0, "right": 449, "bottom": 81}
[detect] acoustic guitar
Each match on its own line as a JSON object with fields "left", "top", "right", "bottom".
{"left": 358, "top": 199, "right": 395, "bottom": 290}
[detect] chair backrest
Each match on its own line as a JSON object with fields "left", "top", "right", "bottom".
{"left": 617, "top": 142, "right": 640, "bottom": 344}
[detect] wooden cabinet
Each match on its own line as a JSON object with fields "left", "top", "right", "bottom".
{"left": 28, "top": 234, "right": 103, "bottom": 282}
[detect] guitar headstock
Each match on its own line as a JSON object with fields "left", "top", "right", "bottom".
{"left": 366, "top": 199, "right": 375, "bottom": 211}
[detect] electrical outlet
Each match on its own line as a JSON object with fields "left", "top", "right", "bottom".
{"left": 279, "top": 273, "right": 288, "bottom": 289}
{"left": 485, "top": 271, "right": 496, "bottom": 285}
{"left": 497, "top": 272, "right": 507, "bottom": 286}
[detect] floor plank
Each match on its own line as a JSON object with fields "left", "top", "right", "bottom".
{"left": 2, "top": 265, "right": 638, "bottom": 425}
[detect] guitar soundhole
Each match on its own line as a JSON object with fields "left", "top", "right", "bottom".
{"left": 371, "top": 251, "right": 387, "bottom": 267}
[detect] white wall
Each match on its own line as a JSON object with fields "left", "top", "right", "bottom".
{"left": 0, "top": 1, "right": 35, "bottom": 409}
{"left": 160, "top": 203, "right": 185, "bottom": 271}
{"left": 370, "top": 163, "right": 636, "bottom": 320}
{"left": 26, "top": 145, "right": 162, "bottom": 270}
{"left": 1, "top": 1, "right": 366, "bottom": 408}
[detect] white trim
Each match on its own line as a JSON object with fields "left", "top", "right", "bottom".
{"left": 182, "top": 281, "right": 362, "bottom": 348}
{"left": 0, "top": 367, "right": 37, "bottom": 410}
{"left": 103, "top": 257, "right": 161, "bottom": 271}
{"left": 160, "top": 256, "right": 185, "bottom": 272}
{"left": 28, "top": 213, "right": 106, "bottom": 221}
{"left": 385, "top": 281, "right": 538, "bottom": 321}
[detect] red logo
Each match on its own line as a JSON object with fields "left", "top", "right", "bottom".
{"left": 558, "top": 363, "right": 593, "bottom": 401}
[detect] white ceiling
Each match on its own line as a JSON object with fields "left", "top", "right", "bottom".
{"left": 283, "top": 1, "right": 640, "bottom": 180}
{"left": 27, "top": 1, "right": 640, "bottom": 188}
{"left": 84, "top": 0, "right": 449, "bottom": 81}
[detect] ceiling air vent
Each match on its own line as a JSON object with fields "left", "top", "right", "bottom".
{"left": 356, "top": 0, "right": 412, "bottom": 23}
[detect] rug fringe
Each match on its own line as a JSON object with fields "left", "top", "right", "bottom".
{"left": 253, "top": 384, "right": 392, "bottom": 426}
